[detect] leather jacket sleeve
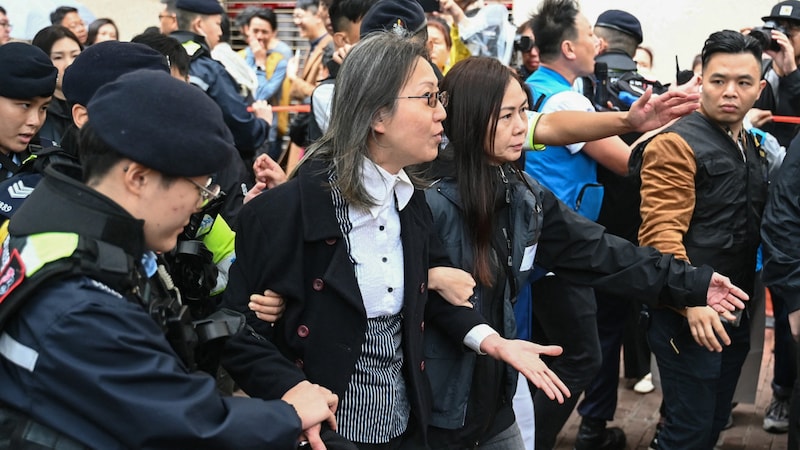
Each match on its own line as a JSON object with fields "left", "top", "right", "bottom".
{"left": 533, "top": 185, "right": 713, "bottom": 308}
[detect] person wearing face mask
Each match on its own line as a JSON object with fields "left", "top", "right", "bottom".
{"left": 170, "top": 0, "right": 272, "bottom": 163}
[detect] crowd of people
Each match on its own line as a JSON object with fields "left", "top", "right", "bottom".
{"left": 0, "top": 0, "right": 798, "bottom": 449}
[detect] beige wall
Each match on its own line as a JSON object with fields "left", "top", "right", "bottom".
{"left": 513, "top": 0, "right": 780, "bottom": 83}
{"left": 79, "top": 0, "right": 162, "bottom": 41}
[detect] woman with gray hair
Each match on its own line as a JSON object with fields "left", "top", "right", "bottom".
{"left": 222, "top": 31, "right": 566, "bottom": 450}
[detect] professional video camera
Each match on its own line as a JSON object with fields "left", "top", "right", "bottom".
{"left": 514, "top": 34, "right": 534, "bottom": 52}
{"left": 750, "top": 21, "right": 787, "bottom": 52}
{"left": 162, "top": 191, "right": 226, "bottom": 319}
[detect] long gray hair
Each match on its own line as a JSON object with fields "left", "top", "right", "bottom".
{"left": 299, "top": 31, "right": 429, "bottom": 209}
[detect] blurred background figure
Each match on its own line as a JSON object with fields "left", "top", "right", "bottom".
{"left": 158, "top": 0, "right": 178, "bottom": 35}
{"left": 691, "top": 53, "right": 702, "bottom": 76}
{"left": 31, "top": 25, "right": 82, "bottom": 147}
{"left": 211, "top": 12, "right": 257, "bottom": 99}
{"left": 86, "top": 17, "right": 117, "bottom": 44}
{"left": 426, "top": 15, "right": 451, "bottom": 74}
{"left": 50, "top": 6, "right": 87, "bottom": 44}
{"left": 634, "top": 45, "right": 654, "bottom": 76}
{"left": 0, "top": 6, "right": 10, "bottom": 45}
{"left": 516, "top": 17, "right": 539, "bottom": 80}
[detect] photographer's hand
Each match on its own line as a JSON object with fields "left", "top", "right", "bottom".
{"left": 768, "top": 29, "right": 798, "bottom": 76}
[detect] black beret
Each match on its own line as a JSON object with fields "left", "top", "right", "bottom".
{"left": 763, "top": 0, "right": 800, "bottom": 22}
{"left": 63, "top": 41, "right": 169, "bottom": 107}
{"left": 87, "top": 70, "right": 234, "bottom": 177}
{"left": 595, "top": 10, "right": 643, "bottom": 44}
{"left": 0, "top": 42, "right": 57, "bottom": 99}
{"left": 175, "top": 0, "right": 225, "bottom": 15}
{"left": 360, "top": 0, "right": 426, "bottom": 39}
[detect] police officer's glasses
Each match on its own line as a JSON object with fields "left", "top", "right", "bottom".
{"left": 396, "top": 91, "right": 448, "bottom": 108}
{"left": 184, "top": 177, "right": 221, "bottom": 204}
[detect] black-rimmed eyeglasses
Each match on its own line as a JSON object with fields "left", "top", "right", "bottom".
{"left": 397, "top": 91, "right": 448, "bottom": 108}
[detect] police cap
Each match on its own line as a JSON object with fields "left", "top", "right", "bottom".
{"left": 595, "top": 10, "right": 643, "bottom": 44}
{"left": 0, "top": 42, "right": 57, "bottom": 99}
{"left": 175, "top": 0, "right": 225, "bottom": 15}
{"left": 360, "top": 0, "right": 427, "bottom": 39}
{"left": 87, "top": 70, "right": 234, "bottom": 178}
{"left": 63, "top": 41, "right": 169, "bottom": 107}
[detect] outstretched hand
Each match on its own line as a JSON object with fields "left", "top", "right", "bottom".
{"left": 480, "top": 334, "right": 570, "bottom": 403}
{"left": 625, "top": 87, "right": 700, "bottom": 132}
{"left": 706, "top": 272, "right": 748, "bottom": 319}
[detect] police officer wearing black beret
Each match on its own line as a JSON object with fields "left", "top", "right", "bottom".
{"left": 0, "top": 41, "right": 171, "bottom": 224}
{"left": 0, "top": 69, "right": 339, "bottom": 449}
{"left": 0, "top": 42, "right": 57, "bottom": 179}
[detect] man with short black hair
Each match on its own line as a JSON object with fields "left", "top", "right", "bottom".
{"left": 50, "top": 6, "right": 87, "bottom": 44}
{"left": 239, "top": 7, "right": 293, "bottom": 158}
{"left": 288, "top": 0, "right": 333, "bottom": 102}
{"left": 640, "top": 30, "right": 767, "bottom": 449}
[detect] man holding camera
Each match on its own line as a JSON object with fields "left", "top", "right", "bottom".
{"left": 751, "top": 0, "right": 800, "bottom": 149}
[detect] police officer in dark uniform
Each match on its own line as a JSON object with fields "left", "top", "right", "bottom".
{"left": 0, "top": 41, "right": 169, "bottom": 226}
{"left": 170, "top": 0, "right": 272, "bottom": 162}
{"left": 0, "top": 43, "right": 55, "bottom": 181}
{"left": 0, "top": 69, "right": 338, "bottom": 449}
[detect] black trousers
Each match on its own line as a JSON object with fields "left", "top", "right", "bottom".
{"left": 529, "top": 276, "right": 602, "bottom": 449}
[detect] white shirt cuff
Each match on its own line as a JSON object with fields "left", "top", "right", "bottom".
{"left": 463, "top": 324, "right": 500, "bottom": 355}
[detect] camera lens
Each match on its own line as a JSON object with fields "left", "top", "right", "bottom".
{"left": 751, "top": 23, "right": 785, "bottom": 52}
{"left": 749, "top": 27, "right": 772, "bottom": 51}
{"left": 514, "top": 35, "right": 533, "bottom": 52}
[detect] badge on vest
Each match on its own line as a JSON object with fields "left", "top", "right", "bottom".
{"left": 0, "top": 249, "right": 24, "bottom": 304}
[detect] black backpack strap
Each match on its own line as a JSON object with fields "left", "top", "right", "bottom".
{"left": 532, "top": 93, "right": 547, "bottom": 112}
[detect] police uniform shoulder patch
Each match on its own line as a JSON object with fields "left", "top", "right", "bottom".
{"left": 182, "top": 40, "right": 202, "bottom": 57}
{"left": 0, "top": 248, "right": 25, "bottom": 304}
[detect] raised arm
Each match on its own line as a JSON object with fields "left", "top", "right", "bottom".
{"left": 529, "top": 88, "right": 699, "bottom": 146}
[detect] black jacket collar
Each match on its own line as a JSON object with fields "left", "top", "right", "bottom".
{"left": 8, "top": 163, "right": 147, "bottom": 258}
